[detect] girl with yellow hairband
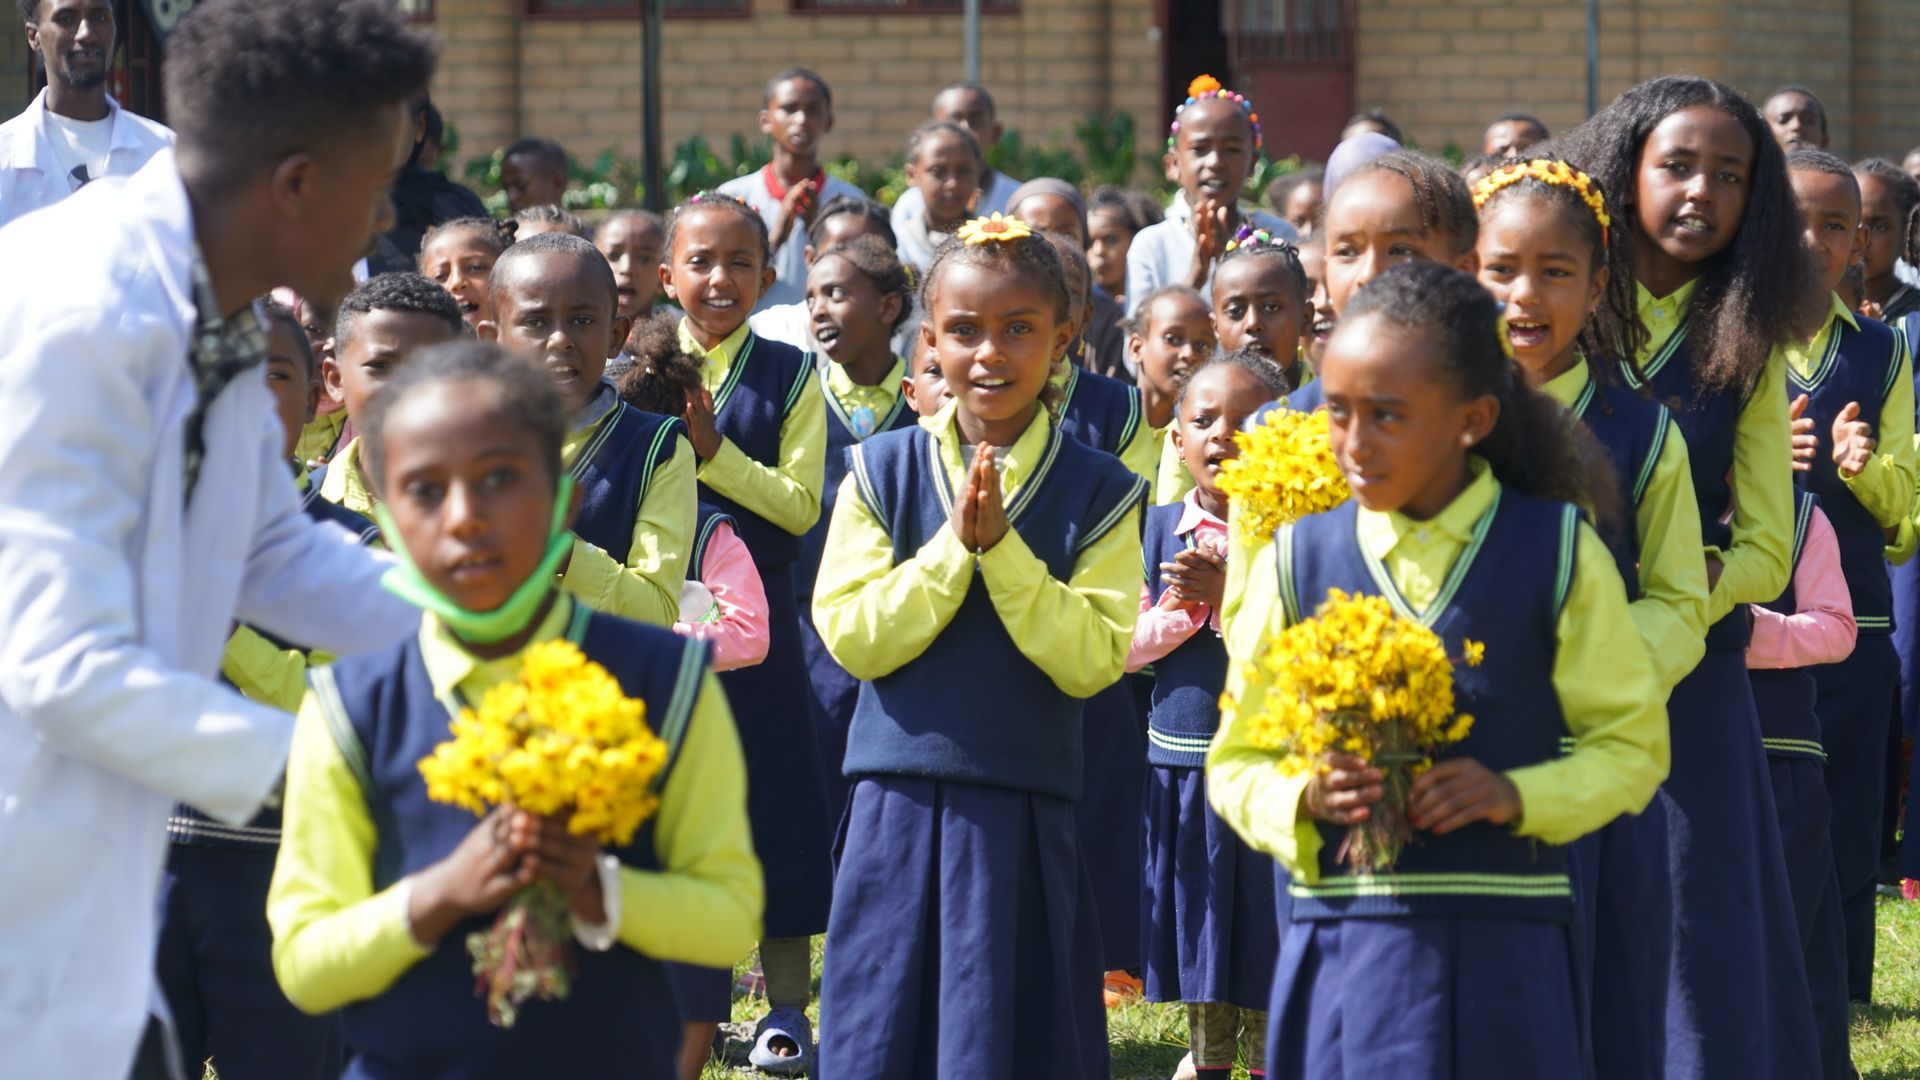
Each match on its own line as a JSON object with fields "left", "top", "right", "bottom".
{"left": 1474, "top": 154, "right": 1711, "bottom": 1080}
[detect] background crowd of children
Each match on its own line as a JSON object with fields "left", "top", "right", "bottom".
{"left": 16, "top": 2, "right": 1920, "bottom": 1078}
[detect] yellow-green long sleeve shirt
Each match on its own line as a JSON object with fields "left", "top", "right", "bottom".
{"left": 680, "top": 319, "right": 826, "bottom": 537}
{"left": 1544, "top": 364, "right": 1709, "bottom": 693}
{"left": 811, "top": 400, "right": 1143, "bottom": 698}
{"left": 1154, "top": 425, "right": 1196, "bottom": 506}
{"left": 1053, "top": 365, "right": 1160, "bottom": 486}
{"left": 1637, "top": 282, "right": 1795, "bottom": 624}
{"left": 267, "top": 596, "right": 763, "bottom": 1014}
{"left": 221, "top": 625, "right": 308, "bottom": 715}
{"left": 1207, "top": 460, "right": 1669, "bottom": 884}
{"left": 318, "top": 436, "right": 380, "bottom": 523}
{"left": 1780, "top": 293, "right": 1916, "bottom": 530}
{"left": 557, "top": 410, "right": 694, "bottom": 627}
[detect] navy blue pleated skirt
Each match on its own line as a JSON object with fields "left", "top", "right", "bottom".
{"left": 1565, "top": 799, "right": 1669, "bottom": 1080}
{"left": 817, "top": 776, "right": 1109, "bottom": 1079}
{"left": 1767, "top": 752, "right": 1854, "bottom": 1079}
{"left": 1661, "top": 648, "right": 1820, "bottom": 1079}
{"left": 1075, "top": 678, "right": 1147, "bottom": 972}
{"left": 1264, "top": 914, "right": 1584, "bottom": 1079}
{"left": 798, "top": 607, "right": 860, "bottom": 831}
{"left": 1812, "top": 636, "right": 1899, "bottom": 1002}
{"left": 1140, "top": 763, "right": 1278, "bottom": 1009}
{"left": 717, "top": 570, "right": 833, "bottom": 941}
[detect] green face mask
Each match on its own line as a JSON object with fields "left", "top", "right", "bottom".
{"left": 373, "top": 475, "right": 577, "bottom": 645}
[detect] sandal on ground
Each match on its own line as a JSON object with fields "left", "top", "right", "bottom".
{"left": 748, "top": 1007, "right": 814, "bottom": 1075}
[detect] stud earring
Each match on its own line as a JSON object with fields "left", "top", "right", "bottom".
{"left": 1460, "top": 433, "right": 1473, "bottom": 446}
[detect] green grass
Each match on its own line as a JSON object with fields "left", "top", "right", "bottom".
{"left": 694, "top": 896, "right": 1920, "bottom": 1079}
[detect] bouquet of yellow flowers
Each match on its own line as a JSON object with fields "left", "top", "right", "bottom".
{"left": 1215, "top": 406, "right": 1350, "bottom": 545}
{"left": 417, "top": 638, "right": 668, "bottom": 1027}
{"left": 1226, "top": 589, "right": 1482, "bottom": 872}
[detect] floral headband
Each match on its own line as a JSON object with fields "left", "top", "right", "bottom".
{"left": 1167, "top": 74, "right": 1263, "bottom": 156}
{"left": 1472, "top": 159, "right": 1611, "bottom": 248}
{"left": 956, "top": 212, "right": 1033, "bottom": 245}
{"left": 1223, "top": 224, "right": 1291, "bottom": 254}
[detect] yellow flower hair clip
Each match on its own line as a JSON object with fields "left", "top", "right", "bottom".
{"left": 1472, "top": 159, "right": 1612, "bottom": 248}
{"left": 956, "top": 212, "right": 1033, "bottom": 246}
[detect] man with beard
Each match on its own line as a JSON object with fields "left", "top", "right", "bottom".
{"left": 0, "top": 0, "right": 172, "bottom": 226}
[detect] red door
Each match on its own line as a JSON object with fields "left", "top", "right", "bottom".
{"left": 1226, "top": 0, "right": 1355, "bottom": 162}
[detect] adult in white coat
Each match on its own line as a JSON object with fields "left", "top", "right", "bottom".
{"left": 0, "top": 1, "right": 439, "bottom": 1075}
{"left": 0, "top": 0, "right": 173, "bottom": 228}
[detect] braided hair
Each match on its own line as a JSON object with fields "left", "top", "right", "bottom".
{"left": 816, "top": 236, "right": 916, "bottom": 336}
{"left": 419, "top": 216, "right": 514, "bottom": 265}
{"left": 1853, "top": 158, "right": 1920, "bottom": 269}
{"left": 1173, "top": 346, "right": 1292, "bottom": 415}
{"left": 1215, "top": 225, "right": 1309, "bottom": 305}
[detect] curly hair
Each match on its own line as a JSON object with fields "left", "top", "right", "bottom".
{"left": 1558, "top": 75, "right": 1818, "bottom": 399}
{"left": 163, "top": 0, "right": 437, "bottom": 195}
{"left": 816, "top": 235, "right": 916, "bottom": 335}
{"left": 1345, "top": 261, "right": 1618, "bottom": 526}
{"left": 1342, "top": 151, "right": 1478, "bottom": 257}
{"left": 664, "top": 191, "right": 771, "bottom": 270}
{"left": 1855, "top": 157, "right": 1920, "bottom": 268}
{"left": 765, "top": 66, "right": 832, "bottom": 109}
{"left": 419, "top": 216, "right": 514, "bottom": 264}
{"left": 1474, "top": 149, "right": 1646, "bottom": 391}
{"left": 1215, "top": 229, "right": 1309, "bottom": 305}
{"left": 1125, "top": 284, "right": 1209, "bottom": 342}
{"left": 1173, "top": 346, "right": 1292, "bottom": 415}
{"left": 334, "top": 272, "right": 464, "bottom": 349}
{"left": 809, "top": 195, "right": 894, "bottom": 250}
{"left": 488, "top": 232, "right": 620, "bottom": 315}
{"left": 616, "top": 311, "right": 703, "bottom": 418}
{"left": 514, "top": 203, "right": 591, "bottom": 240}
{"left": 361, "top": 340, "right": 566, "bottom": 487}
{"left": 503, "top": 136, "right": 568, "bottom": 177}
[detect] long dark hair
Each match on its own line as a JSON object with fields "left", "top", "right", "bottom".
{"left": 1345, "top": 262, "right": 1620, "bottom": 528}
{"left": 1558, "top": 76, "right": 1817, "bottom": 398}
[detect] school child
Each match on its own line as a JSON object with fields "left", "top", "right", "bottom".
{"left": 1483, "top": 112, "right": 1549, "bottom": 159}
{"left": 1296, "top": 239, "right": 1333, "bottom": 372}
{"left": 1265, "top": 167, "right": 1324, "bottom": 241}
{"left": 894, "top": 120, "right": 983, "bottom": 275}
{"left": 1208, "top": 261, "right": 1669, "bottom": 1080}
{"left": 477, "top": 231, "right": 697, "bottom": 629}
{"left": 1473, "top": 154, "right": 1709, "bottom": 1079}
{"left": 1015, "top": 179, "right": 1129, "bottom": 382}
{"left": 500, "top": 135, "right": 570, "bottom": 213}
{"left": 658, "top": 190, "right": 831, "bottom": 1069}
{"left": 597, "top": 208, "right": 667, "bottom": 328}
{"left": 317, "top": 273, "right": 465, "bottom": 520}
{"left": 1562, "top": 74, "right": 1822, "bottom": 1076}
{"left": 1765, "top": 85, "right": 1830, "bottom": 153}
{"left": 1010, "top": 178, "right": 1090, "bottom": 246}
{"left": 266, "top": 341, "right": 761, "bottom": 1079}
{"left": 716, "top": 68, "right": 866, "bottom": 311}
{"left": 282, "top": 289, "right": 351, "bottom": 466}
{"left": 786, "top": 237, "right": 920, "bottom": 825}
{"left": 889, "top": 81, "right": 1025, "bottom": 242}
{"left": 1212, "top": 227, "right": 1311, "bottom": 393}
{"left": 1748, "top": 489, "right": 1858, "bottom": 1080}
{"left": 748, "top": 194, "right": 901, "bottom": 355}
{"left": 514, "top": 203, "right": 590, "bottom": 241}
{"left": 1852, "top": 158, "right": 1920, "bottom": 324}
{"left": 418, "top": 215, "right": 511, "bottom": 333}
{"left": 1089, "top": 185, "right": 1162, "bottom": 314}
{"left": 1126, "top": 284, "right": 1217, "bottom": 505}
{"left": 812, "top": 217, "right": 1147, "bottom": 1079}
{"left": 1780, "top": 148, "right": 1916, "bottom": 1003}
{"left": 1458, "top": 153, "right": 1501, "bottom": 191}
{"left": 1127, "top": 75, "right": 1295, "bottom": 317}
{"left": 1340, "top": 108, "right": 1403, "bottom": 145}
{"left": 158, "top": 302, "right": 358, "bottom": 1080}
{"left": 899, "top": 333, "right": 951, "bottom": 417}
{"left": 1129, "top": 352, "right": 1288, "bottom": 1080}
{"left": 1039, "top": 230, "right": 1160, "bottom": 484}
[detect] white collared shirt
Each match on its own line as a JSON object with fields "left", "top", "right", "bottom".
{"left": 0, "top": 89, "right": 173, "bottom": 228}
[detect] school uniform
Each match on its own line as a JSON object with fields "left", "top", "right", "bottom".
{"left": 1209, "top": 460, "right": 1668, "bottom": 1080}
{"left": 715, "top": 167, "right": 867, "bottom": 311}
{"left": 811, "top": 400, "right": 1147, "bottom": 1079}
{"left": 1623, "top": 281, "right": 1820, "bottom": 1078}
{"left": 266, "top": 595, "right": 764, "bottom": 1080}
{"left": 673, "top": 319, "right": 830, "bottom": 1019}
{"left": 1124, "top": 194, "right": 1296, "bottom": 318}
{"left": 1782, "top": 296, "right": 1916, "bottom": 1002}
{"left": 1055, "top": 362, "right": 1159, "bottom": 972}
{"left": 1749, "top": 491, "right": 1858, "bottom": 1080}
{"left": 297, "top": 407, "right": 346, "bottom": 467}
{"left": 796, "top": 355, "right": 916, "bottom": 826}
{"left": 1129, "top": 496, "right": 1279, "bottom": 1021}
{"left": 1542, "top": 361, "right": 1708, "bottom": 1079}
{"left": 673, "top": 503, "right": 771, "bottom": 673}
{"left": 889, "top": 168, "right": 1023, "bottom": 257}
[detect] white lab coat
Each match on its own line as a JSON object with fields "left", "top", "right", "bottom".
{"left": 0, "top": 152, "right": 419, "bottom": 1077}
{"left": 0, "top": 88, "right": 174, "bottom": 228}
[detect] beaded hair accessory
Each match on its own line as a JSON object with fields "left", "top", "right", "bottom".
{"left": 1223, "top": 224, "right": 1291, "bottom": 254}
{"left": 1167, "top": 74, "right": 1263, "bottom": 155}
{"left": 1472, "top": 159, "right": 1611, "bottom": 248}
{"left": 956, "top": 212, "right": 1033, "bottom": 245}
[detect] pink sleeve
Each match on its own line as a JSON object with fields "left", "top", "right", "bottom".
{"left": 1126, "top": 583, "right": 1209, "bottom": 673}
{"left": 673, "top": 522, "right": 771, "bottom": 672}
{"left": 1747, "top": 507, "right": 1857, "bottom": 670}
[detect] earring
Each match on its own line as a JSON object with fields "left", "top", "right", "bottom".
{"left": 1460, "top": 433, "right": 1474, "bottom": 446}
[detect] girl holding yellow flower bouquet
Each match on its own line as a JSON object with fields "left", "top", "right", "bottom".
{"left": 1208, "top": 263, "right": 1669, "bottom": 1079}
{"left": 266, "top": 343, "right": 761, "bottom": 1079}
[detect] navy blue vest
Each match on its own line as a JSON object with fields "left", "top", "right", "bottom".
{"left": 1280, "top": 489, "right": 1576, "bottom": 921}
{"left": 796, "top": 362, "right": 915, "bottom": 603}
{"left": 1752, "top": 490, "right": 1826, "bottom": 761}
{"left": 1790, "top": 314, "right": 1902, "bottom": 635}
{"left": 841, "top": 424, "right": 1148, "bottom": 800}
{"left": 1142, "top": 502, "right": 1229, "bottom": 767}
{"left": 1056, "top": 364, "right": 1144, "bottom": 458}
{"left": 312, "top": 606, "right": 707, "bottom": 1078}
{"left": 698, "top": 332, "right": 817, "bottom": 567}
{"left": 1624, "top": 324, "right": 1751, "bottom": 651}
{"left": 1569, "top": 374, "right": 1671, "bottom": 602}
{"left": 570, "top": 403, "right": 686, "bottom": 566}
{"left": 303, "top": 480, "right": 382, "bottom": 545}
{"left": 692, "top": 502, "right": 736, "bottom": 575}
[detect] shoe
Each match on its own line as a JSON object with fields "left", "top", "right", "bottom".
{"left": 748, "top": 1007, "right": 813, "bottom": 1075}
{"left": 1103, "top": 969, "right": 1145, "bottom": 1008}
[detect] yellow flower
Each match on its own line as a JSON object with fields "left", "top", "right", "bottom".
{"left": 1215, "top": 406, "right": 1351, "bottom": 545}
{"left": 1462, "top": 639, "right": 1485, "bottom": 667}
{"left": 956, "top": 213, "right": 1032, "bottom": 246}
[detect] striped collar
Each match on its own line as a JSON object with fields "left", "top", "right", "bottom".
{"left": 1781, "top": 292, "right": 1860, "bottom": 389}
{"left": 923, "top": 397, "right": 1055, "bottom": 510}
{"left": 418, "top": 593, "right": 581, "bottom": 703}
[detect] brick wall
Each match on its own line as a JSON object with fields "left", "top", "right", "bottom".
{"left": 431, "top": 0, "right": 1163, "bottom": 184}
{"left": 1, "top": 24, "right": 29, "bottom": 116}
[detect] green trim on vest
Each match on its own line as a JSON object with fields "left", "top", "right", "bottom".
{"left": 1290, "top": 870, "right": 1573, "bottom": 900}
{"left": 310, "top": 667, "right": 376, "bottom": 804}
{"left": 1356, "top": 487, "right": 1501, "bottom": 627}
